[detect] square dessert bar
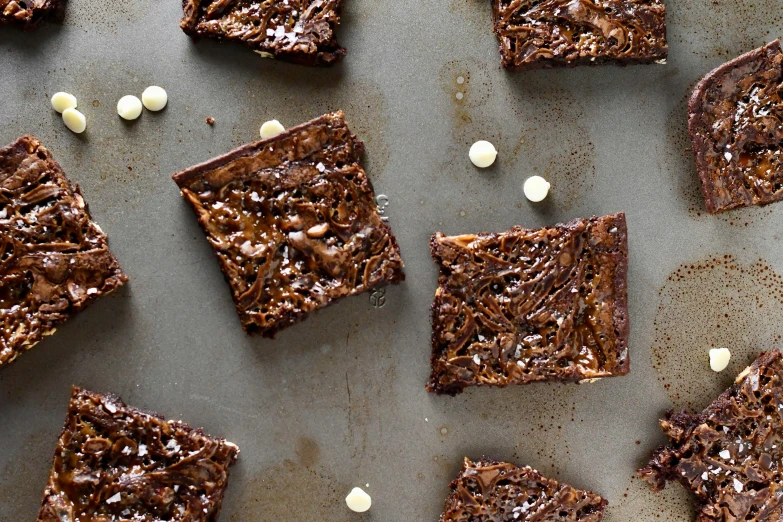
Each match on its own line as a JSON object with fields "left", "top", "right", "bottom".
{"left": 427, "top": 213, "right": 629, "bottom": 395}
{"left": 440, "top": 457, "right": 607, "bottom": 521}
{"left": 0, "top": 136, "right": 127, "bottom": 369}
{"left": 1, "top": 0, "right": 66, "bottom": 29}
{"left": 690, "top": 40, "right": 783, "bottom": 213}
{"left": 492, "top": 0, "right": 667, "bottom": 70}
{"left": 38, "top": 387, "right": 239, "bottom": 522}
{"left": 180, "top": 0, "right": 345, "bottom": 66}
{"left": 640, "top": 349, "right": 783, "bottom": 521}
{"left": 172, "top": 111, "right": 405, "bottom": 337}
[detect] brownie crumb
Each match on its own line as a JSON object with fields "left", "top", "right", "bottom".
{"left": 206, "top": 117, "right": 215, "bottom": 125}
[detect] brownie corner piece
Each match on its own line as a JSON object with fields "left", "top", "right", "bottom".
{"left": 427, "top": 213, "right": 628, "bottom": 395}
{"left": 38, "top": 387, "right": 239, "bottom": 522}
{"left": 638, "top": 349, "right": 783, "bottom": 520}
{"left": 1, "top": 0, "right": 67, "bottom": 29}
{"left": 180, "top": 0, "right": 345, "bottom": 66}
{"left": 689, "top": 39, "right": 783, "bottom": 214}
{"left": 440, "top": 457, "right": 607, "bottom": 521}
{"left": 0, "top": 135, "right": 127, "bottom": 369}
{"left": 492, "top": 0, "right": 667, "bottom": 71}
{"left": 172, "top": 111, "right": 405, "bottom": 337}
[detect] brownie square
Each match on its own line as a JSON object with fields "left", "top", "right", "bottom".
{"left": 1, "top": 0, "right": 66, "bottom": 29}
{"left": 0, "top": 136, "right": 127, "bottom": 369}
{"left": 640, "top": 349, "right": 783, "bottom": 521}
{"left": 38, "top": 387, "right": 239, "bottom": 522}
{"left": 180, "top": 0, "right": 345, "bottom": 66}
{"left": 440, "top": 457, "right": 607, "bottom": 521}
{"left": 492, "top": 0, "right": 667, "bottom": 71}
{"left": 427, "top": 213, "right": 629, "bottom": 395}
{"left": 172, "top": 111, "right": 405, "bottom": 337}
{"left": 690, "top": 40, "right": 783, "bottom": 213}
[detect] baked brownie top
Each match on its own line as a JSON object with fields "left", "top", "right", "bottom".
{"left": 180, "top": 0, "right": 345, "bottom": 66}
{"left": 492, "top": 0, "right": 667, "bottom": 70}
{"left": 1, "top": 0, "right": 65, "bottom": 28}
{"left": 440, "top": 457, "right": 607, "bottom": 521}
{"left": 0, "top": 136, "right": 127, "bottom": 368}
{"left": 38, "top": 387, "right": 240, "bottom": 522}
{"left": 173, "top": 111, "right": 404, "bottom": 337}
{"left": 689, "top": 40, "right": 783, "bottom": 213}
{"left": 640, "top": 349, "right": 783, "bottom": 521}
{"left": 427, "top": 213, "right": 629, "bottom": 395}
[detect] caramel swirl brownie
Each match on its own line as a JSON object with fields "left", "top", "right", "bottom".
{"left": 0, "top": 0, "right": 66, "bottom": 29}
{"left": 172, "top": 111, "right": 404, "bottom": 337}
{"left": 38, "top": 387, "right": 239, "bottom": 522}
{"left": 0, "top": 136, "right": 127, "bottom": 369}
{"left": 440, "top": 457, "right": 607, "bottom": 521}
{"left": 640, "top": 349, "right": 783, "bottom": 522}
{"left": 690, "top": 40, "right": 783, "bottom": 213}
{"left": 180, "top": 0, "right": 345, "bottom": 66}
{"left": 492, "top": 0, "right": 667, "bottom": 71}
{"left": 427, "top": 213, "right": 628, "bottom": 395}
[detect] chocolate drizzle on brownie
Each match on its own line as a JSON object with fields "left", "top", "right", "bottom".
{"left": 690, "top": 40, "right": 783, "bottom": 213}
{"left": 492, "top": 0, "right": 667, "bottom": 71}
{"left": 173, "top": 111, "right": 404, "bottom": 337}
{"left": 640, "top": 349, "right": 783, "bottom": 521}
{"left": 180, "top": 0, "right": 345, "bottom": 66}
{"left": 427, "top": 213, "right": 629, "bottom": 395}
{"left": 0, "top": 136, "right": 127, "bottom": 368}
{"left": 439, "top": 457, "right": 607, "bottom": 521}
{"left": 37, "top": 387, "right": 239, "bottom": 522}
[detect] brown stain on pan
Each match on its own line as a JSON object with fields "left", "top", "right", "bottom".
{"left": 236, "top": 75, "right": 390, "bottom": 180}
{"left": 663, "top": 87, "right": 775, "bottom": 226}
{"left": 230, "top": 460, "right": 344, "bottom": 522}
{"left": 670, "top": 0, "right": 783, "bottom": 59}
{"left": 64, "top": 0, "right": 152, "bottom": 33}
{"left": 606, "top": 474, "right": 692, "bottom": 521}
{"left": 294, "top": 437, "right": 321, "bottom": 469}
{"left": 448, "top": 0, "right": 493, "bottom": 28}
{"left": 651, "top": 255, "right": 783, "bottom": 411}
{"left": 0, "top": 432, "right": 52, "bottom": 521}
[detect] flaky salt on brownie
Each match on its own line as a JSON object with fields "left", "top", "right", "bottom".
{"left": 172, "top": 111, "right": 404, "bottom": 337}
{"left": 0, "top": 0, "right": 66, "bottom": 29}
{"left": 440, "top": 457, "right": 607, "bottom": 521}
{"left": 180, "top": 0, "right": 345, "bottom": 66}
{"left": 0, "top": 136, "right": 127, "bottom": 369}
{"left": 492, "top": 0, "right": 667, "bottom": 71}
{"left": 690, "top": 40, "right": 783, "bottom": 213}
{"left": 427, "top": 213, "right": 629, "bottom": 395}
{"left": 640, "top": 349, "right": 783, "bottom": 521}
{"left": 38, "top": 387, "right": 239, "bottom": 522}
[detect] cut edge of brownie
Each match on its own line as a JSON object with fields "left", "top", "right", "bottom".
{"left": 688, "top": 39, "right": 782, "bottom": 214}
{"left": 172, "top": 111, "right": 405, "bottom": 338}
{"left": 38, "top": 386, "right": 240, "bottom": 522}
{"left": 179, "top": 0, "right": 346, "bottom": 66}
{"left": 0, "top": 135, "right": 128, "bottom": 368}
{"left": 638, "top": 349, "right": 782, "bottom": 494}
{"left": 440, "top": 456, "right": 608, "bottom": 521}
{"left": 426, "top": 213, "right": 629, "bottom": 396}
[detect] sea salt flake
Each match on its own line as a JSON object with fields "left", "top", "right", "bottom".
{"left": 138, "top": 444, "right": 148, "bottom": 457}
{"left": 106, "top": 493, "right": 122, "bottom": 504}
{"left": 473, "top": 354, "right": 480, "bottom": 365}
{"left": 316, "top": 162, "right": 326, "bottom": 172}
{"left": 733, "top": 478, "right": 743, "bottom": 492}
{"left": 719, "top": 449, "right": 731, "bottom": 459}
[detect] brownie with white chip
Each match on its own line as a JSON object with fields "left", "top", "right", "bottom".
{"left": 640, "top": 349, "right": 783, "bottom": 521}
{"left": 0, "top": 136, "right": 127, "bottom": 369}
{"left": 440, "top": 457, "right": 607, "bottom": 521}
{"left": 427, "top": 213, "right": 629, "bottom": 395}
{"left": 38, "top": 387, "right": 240, "bottom": 522}
{"left": 180, "top": 0, "right": 345, "bottom": 66}
{"left": 172, "top": 111, "right": 405, "bottom": 337}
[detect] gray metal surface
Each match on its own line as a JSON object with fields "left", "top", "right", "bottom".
{"left": 1, "top": 0, "right": 783, "bottom": 520}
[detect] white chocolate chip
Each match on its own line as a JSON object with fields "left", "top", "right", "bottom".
{"left": 141, "top": 86, "right": 168, "bottom": 111}
{"left": 62, "top": 108, "right": 87, "bottom": 134}
{"left": 469, "top": 140, "right": 497, "bottom": 168}
{"left": 345, "top": 487, "right": 371, "bottom": 513}
{"left": 523, "top": 176, "right": 551, "bottom": 202}
{"left": 260, "top": 119, "right": 285, "bottom": 139}
{"left": 709, "top": 348, "right": 731, "bottom": 372}
{"left": 117, "top": 95, "right": 143, "bottom": 120}
{"left": 51, "top": 92, "right": 77, "bottom": 113}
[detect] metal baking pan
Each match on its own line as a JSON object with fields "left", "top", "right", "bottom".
{"left": 1, "top": 0, "right": 782, "bottom": 520}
